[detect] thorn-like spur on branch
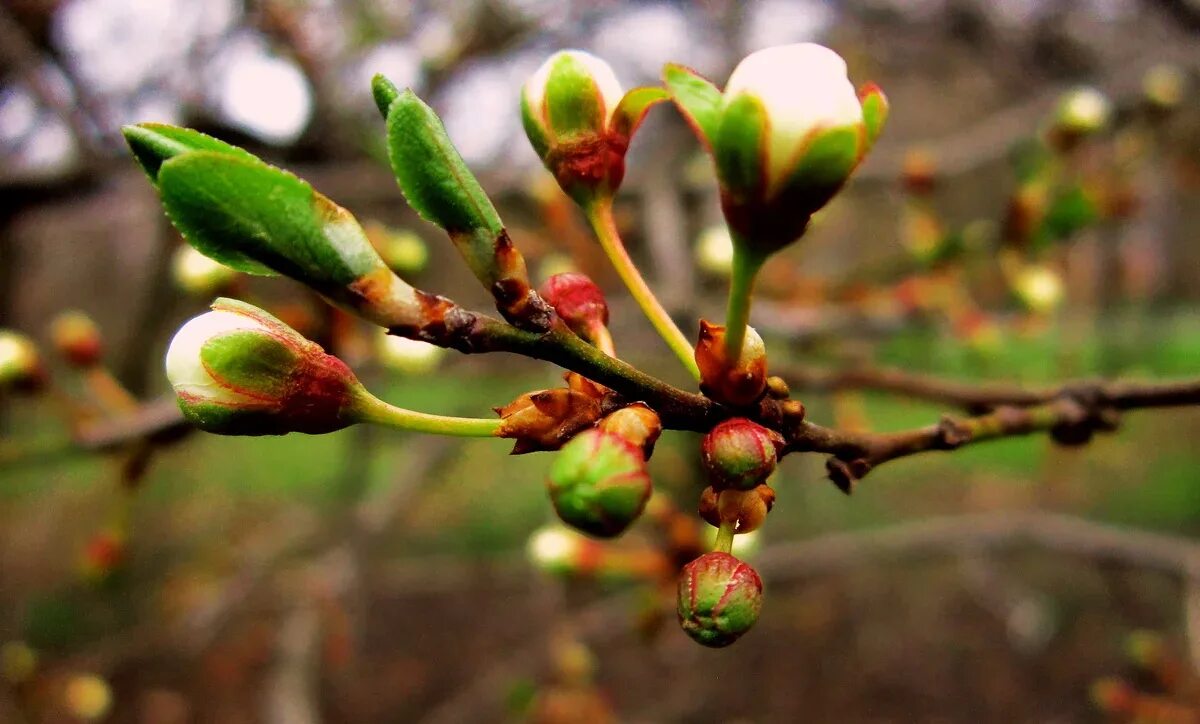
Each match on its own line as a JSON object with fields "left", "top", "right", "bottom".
{"left": 780, "top": 376, "right": 1200, "bottom": 494}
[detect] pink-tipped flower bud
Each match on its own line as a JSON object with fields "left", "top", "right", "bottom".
{"left": 677, "top": 552, "right": 763, "bottom": 647}
{"left": 539, "top": 272, "right": 610, "bottom": 345}
{"left": 0, "top": 331, "right": 45, "bottom": 393}
{"left": 694, "top": 320, "right": 768, "bottom": 407}
{"left": 701, "top": 418, "right": 783, "bottom": 490}
{"left": 50, "top": 311, "right": 104, "bottom": 369}
{"left": 546, "top": 426, "right": 652, "bottom": 538}
{"left": 165, "top": 298, "right": 366, "bottom": 436}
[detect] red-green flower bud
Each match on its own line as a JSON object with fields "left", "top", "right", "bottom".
{"left": 701, "top": 418, "right": 782, "bottom": 490}
{"left": 165, "top": 298, "right": 365, "bottom": 436}
{"left": 668, "top": 44, "right": 887, "bottom": 256}
{"left": 698, "top": 484, "right": 775, "bottom": 533}
{"left": 50, "top": 311, "right": 103, "bottom": 369}
{"left": 0, "top": 331, "right": 45, "bottom": 393}
{"left": 694, "top": 320, "right": 767, "bottom": 407}
{"left": 597, "top": 403, "right": 661, "bottom": 455}
{"left": 539, "top": 272, "right": 610, "bottom": 345}
{"left": 677, "top": 552, "right": 763, "bottom": 648}
{"left": 546, "top": 428, "right": 651, "bottom": 538}
{"left": 522, "top": 50, "right": 665, "bottom": 206}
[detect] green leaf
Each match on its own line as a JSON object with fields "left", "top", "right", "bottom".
{"left": 662, "top": 63, "right": 723, "bottom": 150}
{"left": 122, "top": 123, "right": 258, "bottom": 184}
{"left": 157, "top": 152, "right": 391, "bottom": 292}
{"left": 713, "top": 93, "right": 767, "bottom": 201}
{"left": 609, "top": 86, "right": 669, "bottom": 145}
{"left": 385, "top": 90, "right": 513, "bottom": 290}
{"left": 371, "top": 73, "right": 403, "bottom": 119}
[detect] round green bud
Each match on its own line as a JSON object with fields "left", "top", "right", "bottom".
{"left": 677, "top": 552, "right": 763, "bottom": 648}
{"left": 701, "top": 418, "right": 782, "bottom": 490}
{"left": 546, "top": 428, "right": 651, "bottom": 538}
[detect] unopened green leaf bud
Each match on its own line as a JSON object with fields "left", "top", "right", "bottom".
{"left": 677, "top": 552, "right": 763, "bottom": 648}
{"left": 165, "top": 298, "right": 367, "bottom": 435}
{"left": 546, "top": 428, "right": 651, "bottom": 538}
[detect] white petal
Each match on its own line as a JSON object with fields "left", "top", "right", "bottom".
{"left": 164, "top": 309, "right": 268, "bottom": 403}
{"left": 723, "top": 43, "right": 862, "bottom": 188}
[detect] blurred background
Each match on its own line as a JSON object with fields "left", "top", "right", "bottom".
{"left": 2, "top": 0, "right": 1200, "bottom": 721}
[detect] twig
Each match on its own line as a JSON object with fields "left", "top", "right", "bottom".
{"left": 782, "top": 376, "right": 1200, "bottom": 492}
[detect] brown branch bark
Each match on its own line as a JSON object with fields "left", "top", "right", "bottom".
{"left": 781, "top": 376, "right": 1200, "bottom": 493}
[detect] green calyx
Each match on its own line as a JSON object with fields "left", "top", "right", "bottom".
{"left": 542, "top": 54, "right": 608, "bottom": 141}
{"left": 199, "top": 329, "right": 300, "bottom": 401}
{"left": 546, "top": 429, "right": 651, "bottom": 538}
{"left": 677, "top": 552, "right": 763, "bottom": 648}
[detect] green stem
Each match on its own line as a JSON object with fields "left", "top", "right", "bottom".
{"left": 354, "top": 392, "right": 502, "bottom": 437}
{"left": 586, "top": 198, "right": 700, "bottom": 381}
{"left": 714, "top": 518, "right": 736, "bottom": 554}
{"left": 723, "top": 242, "right": 765, "bottom": 363}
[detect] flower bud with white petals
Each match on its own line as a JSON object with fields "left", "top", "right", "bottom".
{"left": 522, "top": 50, "right": 664, "bottom": 205}
{"left": 165, "top": 298, "right": 366, "bottom": 435}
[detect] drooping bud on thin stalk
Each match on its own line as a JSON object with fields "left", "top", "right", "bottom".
{"left": 665, "top": 44, "right": 887, "bottom": 363}
{"left": 676, "top": 551, "right": 763, "bottom": 648}
{"left": 50, "top": 311, "right": 139, "bottom": 413}
{"left": 166, "top": 298, "right": 501, "bottom": 437}
{"left": 375, "top": 78, "right": 551, "bottom": 331}
{"left": 124, "top": 123, "right": 425, "bottom": 330}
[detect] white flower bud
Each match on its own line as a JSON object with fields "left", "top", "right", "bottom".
{"left": 1013, "top": 265, "right": 1064, "bottom": 314}
{"left": 695, "top": 224, "right": 735, "bottom": 276}
{"left": 523, "top": 50, "right": 624, "bottom": 136}
{"left": 165, "top": 298, "right": 364, "bottom": 435}
{"left": 527, "top": 525, "right": 586, "bottom": 574}
{"left": 722, "top": 43, "right": 864, "bottom": 192}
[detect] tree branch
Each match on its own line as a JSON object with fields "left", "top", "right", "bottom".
{"left": 781, "top": 376, "right": 1200, "bottom": 492}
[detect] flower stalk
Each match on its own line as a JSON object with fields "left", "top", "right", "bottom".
{"left": 586, "top": 197, "right": 700, "bottom": 380}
